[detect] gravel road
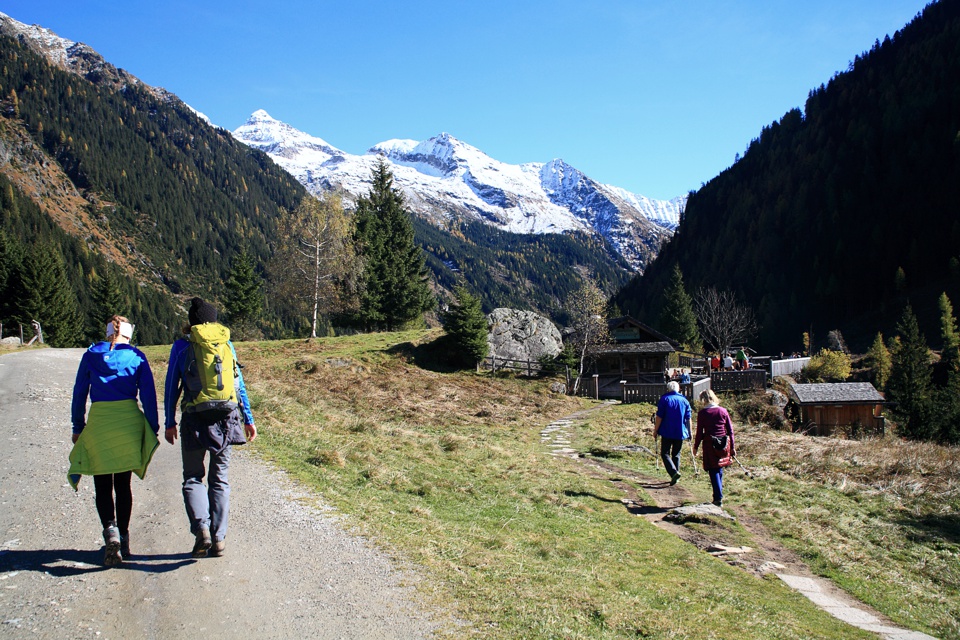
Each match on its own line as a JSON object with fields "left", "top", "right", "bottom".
{"left": 0, "top": 348, "right": 451, "bottom": 639}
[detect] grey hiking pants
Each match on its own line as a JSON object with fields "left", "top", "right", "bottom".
{"left": 180, "top": 441, "right": 232, "bottom": 543}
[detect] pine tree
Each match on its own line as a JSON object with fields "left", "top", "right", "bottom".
{"left": 887, "top": 306, "right": 933, "bottom": 440}
{"left": 16, "top": 243, "right": 83, "bottom": 347}
{"left": 88, "top": 266, "right": 128, "bottom": 342}
{"left": 659, "top": 264, "right": 701, "bottom": 352}
{"left": 441, "top": 284, "right": 489, "bottom": 366}
{"left": 224, "top": 250, "right": 265, "bottom": 335}
{"left": 353, "top": 159, "right": 433, "bottom": 331}
{"left": 0, "top": 229, "right": 24, "bottom": 323}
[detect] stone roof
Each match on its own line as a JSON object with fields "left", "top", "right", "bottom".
{"left": 790, "top": 382, "right": 884, "bottom": 405}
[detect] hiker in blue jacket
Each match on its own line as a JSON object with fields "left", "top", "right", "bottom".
{"left": 653, "top": 380, "right": 692, "bottom": 485}
{"left": 164, "top": 298, "right": 256, "bottom": 559}
{"left": 69, "top": 315, "right": 160, "bottom": 566}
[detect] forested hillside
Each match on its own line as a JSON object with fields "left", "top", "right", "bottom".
{"left": 615, "top": 0, "right": 960, "bottom": 352}
{"left": 417, "top": 217, "right": 631, "bottom": 324}
{"left": 0, "top": 32, "right": 308, "bottom": 344}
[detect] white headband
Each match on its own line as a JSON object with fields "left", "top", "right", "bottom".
{"left": 105, "top": 321, "right": 135, "bottom": 340}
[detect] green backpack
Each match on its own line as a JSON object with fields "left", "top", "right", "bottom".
{"left": 181, "top": 323, "right": 239, "bottom": 419}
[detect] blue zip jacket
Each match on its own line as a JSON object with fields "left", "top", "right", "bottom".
{"left": 72, "top": 342, "right": 160, "bottom": 435}
{"left": 656, "top": 391, "right": 692, "bottom": 440}
{"left": 164, "top": 337, "right": 255, "bottom": 429}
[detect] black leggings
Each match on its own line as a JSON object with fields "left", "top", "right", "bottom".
{"left": 93, "top": 472, "right": 132, "bottom": 534}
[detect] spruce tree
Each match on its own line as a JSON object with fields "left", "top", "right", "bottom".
{"left": 88, "top": 266, "right": 128, "bottom": 342}
{"left": 17, "top": 243, "right": 83, "bottom": 347}
{"left": 659, "top": 264, "right": 701, "bottom": 352}
{"left": 441, "top": 284, "right": 489, "bottom": 366}
{"left": 887, "top": 306, "right": 932, "bottom": 440}
{"left": 353, "top": 159, "right": 433, "bottom": 331}
{"left": 0, "top": 229, "right": 24, "bottom": 323}
{"left": 224, "top": 250, "right": 264, "bottom": 333}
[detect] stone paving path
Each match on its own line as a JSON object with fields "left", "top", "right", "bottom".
{"left": 539, "top": 405, "right": 940, "bottom": 640}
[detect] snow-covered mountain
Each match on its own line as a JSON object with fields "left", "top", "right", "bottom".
{"left": 234, "top": 110, "right": 685, "bottom": 271}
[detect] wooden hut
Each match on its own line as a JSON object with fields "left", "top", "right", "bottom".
{"left": 788, "top": 382, "right": 887, "bottom": 436}
{"left": 584, "top": 317, "right": 683, "bottom": 400}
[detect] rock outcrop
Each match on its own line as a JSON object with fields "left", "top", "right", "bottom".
{"left": 486, "top": 308, "right": 563, "bottom": 363}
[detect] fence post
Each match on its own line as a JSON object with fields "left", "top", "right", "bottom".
{"left": 528, "top": 359, "right": 532, "bottom": 377}
{"left": 620, "top": 380, "right": 627, "bottom": 403}
{"left": 593, "top": 374, "right": 599, "bottom": 400}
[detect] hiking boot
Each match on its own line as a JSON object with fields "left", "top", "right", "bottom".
{"left": 192, "top": 527, "right": 212, "bottom": 558}
{"left": 103, "top": 526, "right": 122, "bottom": 567}
{"left": 669, "top": 472, "right": 681, "bottom": 486}
{"left": 209, "top": 539, "right": 226, "bottom": 557}
{"left": 120, "top": 533, "right": 131, "bottom": 560}
{"left": 712, "top": 500, "right": 723, "bottom": 508}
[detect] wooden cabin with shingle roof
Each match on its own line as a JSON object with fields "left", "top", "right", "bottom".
{"left": 584, "top": 316, "right": 680, "bottom": 400}
{"left": 788, "top": 382, "right": 887, "bottom": 436}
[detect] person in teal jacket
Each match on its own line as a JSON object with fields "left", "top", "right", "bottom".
{"left": 69, "top": 315, "right": 160, "bottom": 566}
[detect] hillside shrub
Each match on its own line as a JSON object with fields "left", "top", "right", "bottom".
{"left": 801, "top": 349, "right": 851, "bottom": 382}
{"left": 731, "top": 393, "right": 789, "bottom": 431}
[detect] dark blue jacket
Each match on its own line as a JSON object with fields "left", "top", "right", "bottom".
{"left": 71, "top": 342, "right": 159, "bottom": 434}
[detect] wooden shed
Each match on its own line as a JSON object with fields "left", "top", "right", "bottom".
{"left": 788, "top": 382, "right": 887, "bottom": 436}
{"left": 583, "top": 316, "right": 680, "bottom": 400}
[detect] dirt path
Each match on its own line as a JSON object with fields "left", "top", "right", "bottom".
{"left": 541, "top": 403, "right": 938, "bottom": 640}
{"left": 0, "top": 348, "right": 452, "bottom": 639}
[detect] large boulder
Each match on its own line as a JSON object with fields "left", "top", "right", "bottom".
{"left": 486, "top": 308, "right": 563, "bottom": 363}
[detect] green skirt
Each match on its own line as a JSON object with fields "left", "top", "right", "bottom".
{"left": 68, "top": 399, "right": 160, "bottom": 491}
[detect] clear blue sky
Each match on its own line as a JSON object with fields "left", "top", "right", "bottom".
{"left": 2, "top": 1, "right": 929, "bottom": 200}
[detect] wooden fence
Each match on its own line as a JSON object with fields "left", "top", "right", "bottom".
{"left": 621, "top": 377, "right": 711, "bottom": 404}
{"left": 480, "top": 355, "right": 542, "bottom": 376}
{"left": 709, "top": 369, "right": 767, "bottom": 391}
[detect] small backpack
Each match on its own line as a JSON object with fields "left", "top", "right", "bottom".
{"left": 180, "top": 323, "right": 239, "bottom": 419}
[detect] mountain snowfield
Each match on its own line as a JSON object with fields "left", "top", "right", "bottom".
{"left": 233, "top": 110, "right": 685, "bottom": 271}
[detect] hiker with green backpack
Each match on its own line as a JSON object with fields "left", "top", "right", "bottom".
{"left": 163, "top": 298, "right": 256, "bottom": 559}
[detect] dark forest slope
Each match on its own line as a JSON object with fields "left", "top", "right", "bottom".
{"left": 615, "top": 0, "right": 960, "bottom": 352}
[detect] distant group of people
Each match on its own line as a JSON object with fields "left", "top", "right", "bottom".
{"left": 68, "top": 298, "right": 256, "bottom": 565}
{"left": 652, "top": 381, "right": 736, "bottom": 507}
{"left": 709, "top": 347, "right": 751, "bottom": 371}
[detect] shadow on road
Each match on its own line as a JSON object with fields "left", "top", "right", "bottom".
{"left": 0, "top": 548, "right": 195, "bottom": 576}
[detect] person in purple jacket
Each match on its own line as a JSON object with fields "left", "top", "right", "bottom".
{"left": 692, "top": 389, "right": 736, "bottom": 507}
{"left": 69, "top": 315, "right": 160, "bottom": 566}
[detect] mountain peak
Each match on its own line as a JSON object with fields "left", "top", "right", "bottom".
{"left": 233, "top": 113, "right": 684, "bottom": 270}
{"left": 248, "top": 109, "right": 276, "bottom": 123}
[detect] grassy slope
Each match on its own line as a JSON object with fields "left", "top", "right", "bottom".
{"left": 575, "top": 402, "right": 960, "bottom": 640}
{"left": 144, "top": 331, "right": 957, "bottom": 639}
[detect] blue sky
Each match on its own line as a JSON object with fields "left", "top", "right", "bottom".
{"left": 2, "top": 1, "right": 929, "bottom": 200}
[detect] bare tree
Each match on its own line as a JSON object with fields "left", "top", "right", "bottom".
{"left": 270, "top": 194, "right": 359, "bottom": 338}
{"left": 565, "top": 282, "right": 612, "bottom": 395}
{"left": 692, "top": 287, "right": 758, "bottom": 358}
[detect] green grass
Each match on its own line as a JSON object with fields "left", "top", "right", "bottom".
{"left": 573, "top": 400, "right": 960, "bottom": 640}
{"left": 145, "top": 333, "right": 884, "bottom": 639}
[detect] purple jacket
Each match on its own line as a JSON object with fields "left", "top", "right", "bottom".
{"left": 694, "top": 404, "right": 735, "bottom": 469}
